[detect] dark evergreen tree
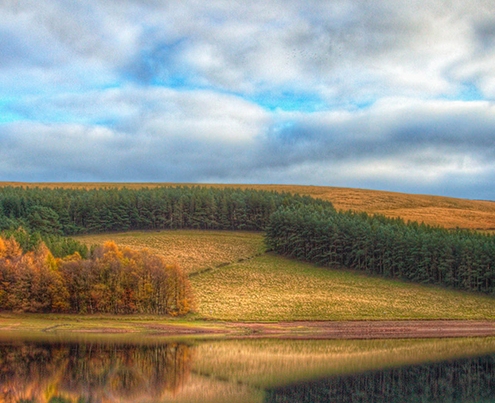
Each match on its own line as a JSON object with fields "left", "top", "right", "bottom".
{"left": 266, "top": 204, "right": 495, "bottom": 295}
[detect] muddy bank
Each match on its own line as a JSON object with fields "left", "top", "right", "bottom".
{"left": 234, "top": 320, "right": 495, "bottom": 339}
{"left": 141, "top": 320, "right": 495, "bottom": 339}
{"left": 2, "top": 316, "right": 495, "bottom": 339}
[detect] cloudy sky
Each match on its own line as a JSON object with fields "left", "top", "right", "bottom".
{"left": 1, "top": 0, "right": 495, "bottom": 199}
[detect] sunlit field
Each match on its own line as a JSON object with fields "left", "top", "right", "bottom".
{"left": 73, "top": 230, "right": 495, "bottom": 321}
{"left": 191, "top": 253, "right": 495, "bottom": 321}
{"left": 76, "top": 230, "right": 265, "bottom": 274}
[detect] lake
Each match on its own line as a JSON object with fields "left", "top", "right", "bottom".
{"left": 1, "top": 336, "right": 495, "bottom": 402}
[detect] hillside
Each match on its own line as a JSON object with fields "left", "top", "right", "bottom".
{"left": 76, "top": 230, "right": 495, "bottom": 321}
{"left": 2, "top": 182, "right": 494, "bottom": 320}
{"left": 77, "top": 230, "right": 265, "bottom": 275}
{"left": 2, "top": 182, "right": 495, "bottom": 230}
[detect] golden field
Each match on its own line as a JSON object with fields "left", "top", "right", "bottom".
{"left": 74, "top": 230, "right": 495, "bottom": 322}
{"left": 76, "top": 230, "right": 265, "bottom": 275}
{"left": 191, "top": 253, "right": 495, "bottom": 321}
{"left": 192, "top": 337, "right": 495, "bottom": 389}
{"left": 3, "top": 181, "right": 495, "bottom": 230}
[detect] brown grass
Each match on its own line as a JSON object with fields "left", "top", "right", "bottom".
{"left": 3, "top": 182, "right": 495, "bottom": 230}
{"left": 191, "top": 253, "right": 495, "bottom": 321}
{"left": 76, "top": 230, "right": 265, "bottom": 274}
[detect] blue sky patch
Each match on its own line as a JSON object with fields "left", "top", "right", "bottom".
{"left": 248, "top": 90, "right": 327, "bottom": 112}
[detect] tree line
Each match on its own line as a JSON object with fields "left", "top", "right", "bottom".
{"left": 265, "top": 205, "right": 495, "bottom": 294}
{"left": 0, "top": 185, "right": 330, "bottom": 316}
{"left": 0, "top": 237, "right": 192, "bottom": 315}
{"left": 0, "top": 185, "right": 332, "bottom": 235}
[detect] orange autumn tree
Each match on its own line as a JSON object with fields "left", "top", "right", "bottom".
{"left": 0, "top": 237, "right": 193, "bottom": 315}
{"left": 0, "top": 238, "right": 69, "bottom": 312}
{"left": 62, "top": 241, "right": 194, "bottom": 315}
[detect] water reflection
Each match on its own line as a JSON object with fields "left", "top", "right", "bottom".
{"left": 0, "top": 341, "right": 192, "bottom": 403}
{"left": 1, "top": 338, "right": 495, "bottom": 403}
{"left": 267, "top": 355, "right": 495, "bottom": 403}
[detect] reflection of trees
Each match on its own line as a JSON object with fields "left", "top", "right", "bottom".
{"left": 267, "top": 355, "right": 495, "bottom": 403}
{"left": 0, "top": 342, "right": 192, "bottom": 403}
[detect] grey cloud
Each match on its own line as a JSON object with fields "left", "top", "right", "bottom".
{"left": 0, "top": 28, "right": 54, "bottom": 69}
{"left": 2, "top": 97, "right": 495, "bottom": 198}
{"left": 0, "top": 87, "right": 269, "bottom": 181}
{"left": 247, "top": 101, "right": 495, "bottom": 197}
{"left": 474, "top": 19, "right": 495, "bottom": 51}
{"left": 0, "top": 121, "right": 255, "bottom": 182}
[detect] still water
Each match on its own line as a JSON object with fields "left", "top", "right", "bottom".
{"left": 1, "top": 336, "right": 495, "bottom": 403}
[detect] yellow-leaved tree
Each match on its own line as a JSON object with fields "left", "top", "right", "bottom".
{"left": 0, "top": 237, "right": 193, "bottom": 315}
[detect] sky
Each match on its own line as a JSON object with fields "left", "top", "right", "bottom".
{"left": 1, "top": 0, "right": 495, "bottom": 200}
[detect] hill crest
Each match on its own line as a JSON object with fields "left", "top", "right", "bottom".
{"left": 1, "top": 182, "right": 494, "bottom": 230}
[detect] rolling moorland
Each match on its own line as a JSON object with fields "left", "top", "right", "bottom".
{"left": 0, "top": 182, "right": 494, "bottom": 336}
{"left": 3, "top": 181, "right": 495, "bottom": 230}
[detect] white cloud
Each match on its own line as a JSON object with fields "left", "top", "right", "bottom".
{"left": 2, "top": 0, "right": 495, "bottom": 100}
{"left": 2, "top": 0, "right": 495, "bottom": 198}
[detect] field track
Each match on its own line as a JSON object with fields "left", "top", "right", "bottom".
{"left": 226, "top": 320, "right": 495, "bottom": 339}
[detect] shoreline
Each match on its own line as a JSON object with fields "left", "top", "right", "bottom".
{"left": 1, "top": 316, "right": 495, "bottom": 340}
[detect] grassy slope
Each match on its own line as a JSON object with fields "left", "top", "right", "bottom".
{"left": 76, "top": 230, "right": 265, "bottom": 275}
{"left": 191, "top": 254, "right": 495, "bottom": 321}
{"left": 3, "top": 181, "right": 495, "bottom": 230}
{"left": 76, "top": 231, "right": 495, "bottom": 321}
